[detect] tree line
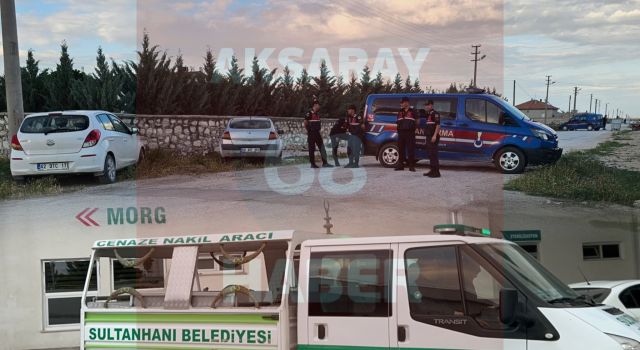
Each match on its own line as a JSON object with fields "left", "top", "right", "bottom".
{"left": 0, "top": 34, "right": 499, "bottom": 118}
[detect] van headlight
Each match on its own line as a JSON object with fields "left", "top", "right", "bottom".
{"left": 607, "top": 334, "right": 640, "bottom": 350}
{"left": 531, "top": 129, "right": 551, "bottom": 141}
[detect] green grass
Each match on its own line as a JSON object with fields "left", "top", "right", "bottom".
{"left": 584, "top": 140, "right": 629, "bottom": 156}
{"left": 122, "top": 149, "right": 310, "bottom": 180}
{"left": 505, "top": 152, "right": 640, "bottom": 206}
{"left": 0, "top": 157, "right": 62, "bottom": 200}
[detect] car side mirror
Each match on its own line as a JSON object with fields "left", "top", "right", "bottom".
{"left": 500, "top": 288, "right": 518, "bottom": 325}
{"left": 131, "top": 127, "right": 139, "bottom": 134}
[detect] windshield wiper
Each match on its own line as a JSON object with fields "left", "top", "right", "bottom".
{"left": 548, "top": 295, "right": 596, "bottom": 306}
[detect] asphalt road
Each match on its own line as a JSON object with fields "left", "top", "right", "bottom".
{"left": 0, "top": 129, "right": 614, "bottom": 239}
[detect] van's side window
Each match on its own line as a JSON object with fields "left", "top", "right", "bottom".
{"left": 465, "top": 99, "right": 508, "bottom": 125}
{"left": 308, "top": 250, "right": 392, "bottom": 317}
{"left": 459, "top": 246, "right": 512, "bottom": 330}
{"left": 405, "top": 246, "right": 464, "bottom": 316}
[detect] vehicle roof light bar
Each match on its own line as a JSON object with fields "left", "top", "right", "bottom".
{"left": 433, "top": 224, "right": 491, "bottom": 237}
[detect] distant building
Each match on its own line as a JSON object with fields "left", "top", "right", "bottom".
{"left": 516, "top": 99, "right": 559, "bottom": 120}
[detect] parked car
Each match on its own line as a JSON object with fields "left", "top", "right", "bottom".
{"left": 559, "top": 113, "right": 604, "bottom": 131}
{"left": 10, "top": 111, "right": 144, "bottom": 184}
{"left": 570, "top": 280, "right": 640, "bottom": 320}
{"left": 363, "top": 91, "right": 562, "bottom": 174}
{"left": 218, "top": 117, "right": 283, "bottom": 160}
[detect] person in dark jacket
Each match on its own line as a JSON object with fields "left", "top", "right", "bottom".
{"left": 345, "top": 105, "right": 364, "bottom": 168}
{"left": 395, "top": 97, "right": 417, "bottom": 172}
{"left": 304, "top": 99, "right": 332, "bottom": 168}
{"left": 602, "top": 115, "right": 608, "bottom": 130}
{"left": 329, "top": 113, "right": 349, "bottom": 166}
{"left": 423, "top": 100, "right": 441, "bottom": 178}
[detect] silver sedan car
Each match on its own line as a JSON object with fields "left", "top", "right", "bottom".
{"left": 219, "top": 117, "right": 284, "bottom": 160}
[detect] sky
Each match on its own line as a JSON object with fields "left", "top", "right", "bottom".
{"left": 0, "top": 0, "right": 638, "bottom": 117}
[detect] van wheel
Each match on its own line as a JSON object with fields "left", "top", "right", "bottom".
{"left": 562, "top": 125, "right": 568, "bottom": 131}
{"left": 98, "top": 154, "right": 117, "bottom": 184}
{"left": 587, "top": 124, "right": 594, "bottom": 131}
{"left": 378, "top": 143, "right": 400, "bottom": 168}
{"left": 495, "top": 147, "right": 526, "bottom": 174}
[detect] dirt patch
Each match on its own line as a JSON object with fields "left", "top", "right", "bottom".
{"left": 598, "top": 130, "right": 640, "bottom": 171}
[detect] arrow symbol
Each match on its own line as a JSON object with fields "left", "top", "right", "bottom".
{"left": 76, "top": 208, "right": 100, "bottom": 227}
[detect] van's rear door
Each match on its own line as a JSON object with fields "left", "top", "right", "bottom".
{"left": 300, "top": 243, "right": 393, "bottom": 350}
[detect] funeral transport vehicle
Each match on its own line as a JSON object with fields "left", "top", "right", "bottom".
{"left": 218, "top": 117, "right": 284, "bottom": 160}
{"left": 10, "top": 111, "right": 144, "bottom": 184}
{"left": 80, "top": 228, "right": 640, "bottom": 350}
{"left": 363, "top": 90, "right": 562, "bottom": 174}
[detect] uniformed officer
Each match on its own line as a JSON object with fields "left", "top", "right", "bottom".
{"left": 345, "top": 104, "right": 364, "bottom": 168}
{"left": 329, "top": 112, "right": 349, "bottom": 166}
{"left": 395, "top": 96, "right": 417, "bottom": 172}
{"left": 423, "top": 100, "right": 441, "bottom": 178}
{"left": 304, "top": 99, "right": 332, "bottom": 168}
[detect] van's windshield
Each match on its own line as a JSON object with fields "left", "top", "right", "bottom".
{"left": 475, "top": 243, "right": 584, "bottom": 306}
{"left": 500, "top": 102, "right": 532, "bottom": 122}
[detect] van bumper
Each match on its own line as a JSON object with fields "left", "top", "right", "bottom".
{"left": 525, "top": 147, "right": 563, "bottom": 165}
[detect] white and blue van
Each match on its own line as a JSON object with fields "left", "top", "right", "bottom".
{"left": 363, "top": 91, "right": 563, "bottom": 173}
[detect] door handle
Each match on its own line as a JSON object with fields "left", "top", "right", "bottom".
{"left": 442, "top": 122, "right": 453, "bottom": 126}
{"left": 317, "top": 324, "right": 326, "bottom": 340}
{"left": 459, "top": 123, "right": 469, "bottom": 127}
{"left": 398, "top": 326, "right": 407, "bottom": 342}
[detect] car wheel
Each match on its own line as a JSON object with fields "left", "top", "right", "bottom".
{"left": 378, "top": 143, "right": 400, "bottom": 168}
{"left": 495, "top": 147, "right": 526, "bottom": 174}
{"left": 562, "top": 125, "right": 568, "bottom": 131}
{"left": 137, "top": 148, "right": 145, "bottom": 165}
{"left": 13, "top": 176, "right": 26, "bottom": 184}
{"left": 587, "top": 124, "right": 594, "bottom": 131}
{"left": 98, "top": 154, "right": 117, "bottom": 184}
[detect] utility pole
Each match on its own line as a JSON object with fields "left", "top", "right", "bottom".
{"left": 544, "top": 75, "right": 555, "bottom": 125}
{"left": 470, "top": 44, "right": 485, "bottom": 88}
{"left": 595, "top": 99, "right": 599, "bottom": 114}
{"left": 589, "top": 94, "right": 593, "bottom": 113}
{"left": 605, "top": 103, "right": 608, "bottom": 116}
{"left": 573, "top": 86, "right": 580, "bottom": 114}
{"left": 513, "top": 80, "right": 516, "bottom": 106}
{"left": 569, "top": 95, "right": 572, "bottom": 114}
{"left": 1, "top": 0, "right": 24, "bottom": 140}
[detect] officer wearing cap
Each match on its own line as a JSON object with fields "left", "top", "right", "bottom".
{"left": 329, "top": 110, "right": 349, "bottom": 166}
{"left": 395, "top": 96, "right": 417, "bottom": 171}
{"left": 345, "top": 104, "right": 364, "bottom": 168}
{"left": 423, "top": 100, "right": 441, "bottom": 178}
{"left": 304, "top": 99, "right": 332, "bottom": 168}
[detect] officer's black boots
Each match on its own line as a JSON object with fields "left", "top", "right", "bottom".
{"left": 424, "top": 171, "right": 441, "bottom": 178}
{"left": 311, "top": 163, "right": 319, "bottom": 169}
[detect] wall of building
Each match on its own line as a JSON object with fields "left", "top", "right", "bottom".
{"left": 0, "top": 114, "right": 342, "bottom": 157}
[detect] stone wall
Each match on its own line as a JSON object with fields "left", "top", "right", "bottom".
{"left": 0, "top": 114, "right": 8, "bottom": 156}
{"left": 0, "top": 113, "right": 343, "bottom": 157}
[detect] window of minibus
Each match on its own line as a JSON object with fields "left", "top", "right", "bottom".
{"left": 474, "top": 243, "right": 578, "bottom": 304}
{"left": 308, "top": 250, "right": 392, "bottom": 317}
{"left": 466, "top": 99, "right": 519, "bottom": 126}
{"left": 372, "top": 98, "right": 456, "bottom": 120}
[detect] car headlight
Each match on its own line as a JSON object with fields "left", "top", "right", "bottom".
{"left": 607, "top": 334, "right": 640, "bottom": 350}
{"left": 531, "top": 128, "right": 551, "bottom": 141}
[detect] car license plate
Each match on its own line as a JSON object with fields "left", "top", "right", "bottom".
{"left": 241, "top": 148, "right": 260, "bottom": 153}
{"left": 36, "top": 162, "right": 69, "bottom": 171}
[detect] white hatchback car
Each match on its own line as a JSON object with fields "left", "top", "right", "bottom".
{"left": 570, "top": 280, "right": 640, "bottom": 320}
{"left": 10, "top": 111, "right": 144, "bottom": 184}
